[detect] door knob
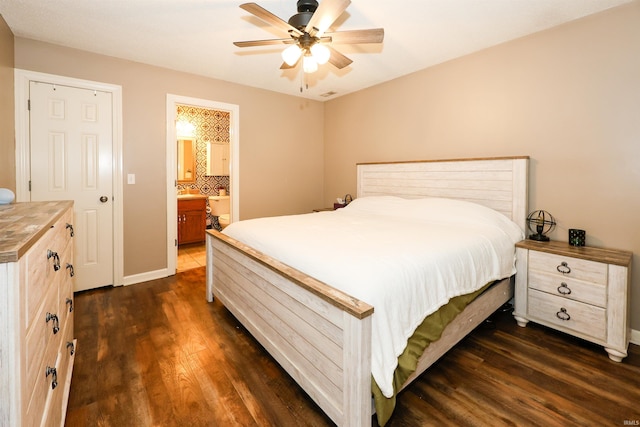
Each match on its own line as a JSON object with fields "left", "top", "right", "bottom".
{"left": 99, "top": 196, "right": 108, "bottom": 203}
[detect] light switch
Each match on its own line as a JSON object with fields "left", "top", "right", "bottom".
{"left": 127, "top": 174, "right": 135, "bottom": 184}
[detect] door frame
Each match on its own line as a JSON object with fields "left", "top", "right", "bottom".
{"left": 14, "top": 69, "right": 124, "bottom": 288}
{"left": 166, "top": 94, "right": 240, "bottom": 275}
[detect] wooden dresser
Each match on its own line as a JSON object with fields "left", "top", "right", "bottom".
{"left": 0, "top": 201, "right": 77, "bottom": 427}
{"left": 513, "top": 239, "right": 632, "bottom": 362}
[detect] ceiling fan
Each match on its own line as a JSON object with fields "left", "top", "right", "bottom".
{"left": 233, "top": 0, "right": 384, "bottom": 74}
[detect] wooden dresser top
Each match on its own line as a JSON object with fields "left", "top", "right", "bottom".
{"left": 516, "top": 239, "right": 632, "bottom": 267}
{"left": 0, "top": 201, "right": 73, "bottom": 263}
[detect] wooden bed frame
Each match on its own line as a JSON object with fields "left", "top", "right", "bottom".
{"left": 206, "top": 156, "right": 529, "bottom": 426}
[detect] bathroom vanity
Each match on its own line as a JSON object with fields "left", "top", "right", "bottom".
{"left": 177, "top": 195, "right": 207, "bottom": 245}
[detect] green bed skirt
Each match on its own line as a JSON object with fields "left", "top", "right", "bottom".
{"left": 371, "top": 282, "right": 494, "bottom": 426}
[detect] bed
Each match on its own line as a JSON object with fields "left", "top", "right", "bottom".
{"left": 206, "top": 156, "right": 529, "bottom": 426}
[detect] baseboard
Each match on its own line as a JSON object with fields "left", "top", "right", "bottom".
{"left": 123, "top": 268, "right": 169, "bottom": 286}
{"left": 631, "top": 329, "right": 640, "bottom": 346}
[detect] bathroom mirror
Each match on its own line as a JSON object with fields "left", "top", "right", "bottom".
{"left": 177, "top": 138, "right": 196, "bottom": 183}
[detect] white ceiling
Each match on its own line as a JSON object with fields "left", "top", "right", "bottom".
{"left": 0, "top": 0, "right": 632, "bottom": 101}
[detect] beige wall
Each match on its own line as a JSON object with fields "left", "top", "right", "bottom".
{"left": 324, "top": 2, "right": 640, "bottom": 329}
{"left": 0, "top": 15, "right": 15, "bottom": 191}
{"left": 5, "top": 4, "right": 639, "bottom": 330}
{"left": 14, "top": 38, "right": 325, "bottom": 276}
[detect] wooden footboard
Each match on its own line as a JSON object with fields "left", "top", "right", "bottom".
{"left": 206, "top": 230, "right": 374, "bottom": 426}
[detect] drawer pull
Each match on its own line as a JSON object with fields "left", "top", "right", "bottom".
{"left": 66, "top": 341, "right": 75, "bottom": 356}
{"left": 556, "top": 307, "right": 571, "bottom": 321}
{"left": 557, "top": 282, "right": 572, "bottom": 295}
{"left": 66, "top": 263, "right": 75, "bottom": 277}
{"left": 66, "top": 223, "right": 75, "bottom": 237}
{"left": 47, "top": 250, "right": 61, "bottom": 271}
{"left": 45, "top": 312, "right": 60, "bottom": 334}
{"left": 66, "top": 298, "right": 74, "bottom": 312}
{"left": 556, "top": 261, "right": 571, "bottom": 275}
{"left": 46, "top": 366, "right": 58, "bottom": 390}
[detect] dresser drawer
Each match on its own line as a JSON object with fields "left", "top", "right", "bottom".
{"left": 57, "top": 241, "right": 75, "bottom": 325}
{"left": 528, "top": 250, "right": 607, "bottom": 284}
{"left": 528, "top": 289, "right": 606, "bottom": 341}
{"left": 24, "top": 283, "right": 61, "bottom": 400}
{"left": 26, "top": 349, "right": 60, "bottom": 427}
{"left": 23, "top": 227, "right": 58, "bottom": 329}
{"left": 528, "top": 269, "right": 607, "bottom": 307}
{"left": 24, "top": 209, "right": 74, "bottom": 329}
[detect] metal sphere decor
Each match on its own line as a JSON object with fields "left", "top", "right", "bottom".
{"left": 526, "top": 210, "right": 556, "bottom": 241}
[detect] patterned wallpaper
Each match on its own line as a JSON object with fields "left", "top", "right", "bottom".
{"left": 176, "top": 104, "right": 230, "bottom": 229}
{"left": 176, "top": 104, "right": 230, "bottom": 194}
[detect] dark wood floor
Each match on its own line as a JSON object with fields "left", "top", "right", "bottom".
{"left": 65, "top": 267, "right": 640, "bottom": 426}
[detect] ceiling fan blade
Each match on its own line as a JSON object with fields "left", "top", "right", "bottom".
{"left": 234, "top": 38, "right": 295, "bottom": 48}
{"left": 327, "top": 46, "right": 353, "bottom": 69}
{"left": 240, "top": 3, "right": 303, "bottom": 37}
{"left": 280, "top": 57, "right": 301, "bottom": 69}
{"left": 324, "top": 28, "right": 384, "bottom": 44}
{"left": 305, "top": 0, "right": 351, "bottom": 37}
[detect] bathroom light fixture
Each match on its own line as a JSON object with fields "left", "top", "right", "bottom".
{"left": 176, "top": 120, "right": 195, "bottom": 138}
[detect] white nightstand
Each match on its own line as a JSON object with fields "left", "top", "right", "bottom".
{"left": 513, "top": 240, "right": 632, "bottom": 362}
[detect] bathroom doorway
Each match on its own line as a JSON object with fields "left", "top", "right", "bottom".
{"left": 166, "top": 95, "right": 239, "bottom": 275}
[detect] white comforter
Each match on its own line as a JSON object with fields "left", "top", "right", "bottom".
{"left": 222, "top": 196, "right": 523, "bottom": 397}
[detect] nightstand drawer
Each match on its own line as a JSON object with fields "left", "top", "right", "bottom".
{"left": 528, "top": 289, "right": 606, "bottom": 341}
{"left": 529, "top": 250, "right": 607, "bottom": 284}
{"left": 528, "top": 270, "right": 607, "bottom": 307}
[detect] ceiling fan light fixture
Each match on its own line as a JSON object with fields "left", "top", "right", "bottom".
{"left": 303, "top": 54, "right": 318, "bottom": 73}
{"left": 234, "top": 1, "right": 384, "bottom": 79}
{"left": 310, "top": 43, "right": 330, "bottom": 65}
{"left": 282, "top": 44, "right": 302, "bottom": 66}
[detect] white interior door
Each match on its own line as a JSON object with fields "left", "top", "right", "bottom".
{"left": 29, "top": 81, "right": 114, "bottom": 291}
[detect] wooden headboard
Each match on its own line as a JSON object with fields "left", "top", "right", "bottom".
{"left": 356, "top": 156, "right": 529, "bottom": 232}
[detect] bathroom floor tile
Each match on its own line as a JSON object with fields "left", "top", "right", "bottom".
{"left": 177, "top": 242, "right": 206, "bottom": 272}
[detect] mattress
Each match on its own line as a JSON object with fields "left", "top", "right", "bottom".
{"left": 222, "top": 196, "right": 523, "bottom": 399}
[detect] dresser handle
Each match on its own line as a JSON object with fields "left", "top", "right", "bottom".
{"left": 47, "top": 250, "right": 60, "bottom": 271}
{"left": 557, "top": 282, "right": 572, "bottom": 295}
{"left": 66, "top": 223, "right": 75, "bottom": 237}
{"left": 66, "top": 298, "right": 74, "bottom": 312}
{"left": 46, "top": 366, "right": 58, "bottom": 389}
{"left": 66, "top": 263, "right": 75, "bottom": 277}
{"left": 556, "top": 307, "right": 571, "bottom": 321}
{"left": 66, "top": 341, "right": 75, "bottom": 356}
{"left": 45, "top": 312, "right": 60, "bottom": 334}
{"left": 556, "top": 261, "right": 571, "bottom": 274}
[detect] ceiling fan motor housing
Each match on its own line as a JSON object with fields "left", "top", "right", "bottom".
{"left": 296, "top": 0, "right": 318, "bottom": 12}
{"left": 288, "top": 0, "right": 318, "bottom": 30}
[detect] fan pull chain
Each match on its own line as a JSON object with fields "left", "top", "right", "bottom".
{"left": 299, "top": 68, "right": 304, "bottom": 92}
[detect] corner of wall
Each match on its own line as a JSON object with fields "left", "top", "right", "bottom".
{"left": 0, "top": 15, "right": 15, "bottom": 190}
